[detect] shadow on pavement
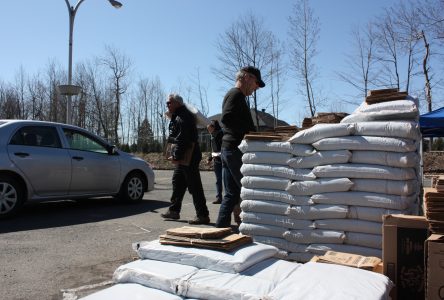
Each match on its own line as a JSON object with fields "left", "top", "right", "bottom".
{"left": 0, "top": 197, "right": 170, "bottom": 233}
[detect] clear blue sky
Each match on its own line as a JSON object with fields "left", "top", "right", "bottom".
{"left": 0, "top": 0, "right": 398, "bottom": 125}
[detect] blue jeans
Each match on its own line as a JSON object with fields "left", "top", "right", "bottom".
{"left": 213, "top": 157, "right": 223, "bottom": 201}
{"left": 215, "top": 147, "right": 243, "bottom": 227}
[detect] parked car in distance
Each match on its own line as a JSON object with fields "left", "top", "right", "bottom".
{"left": 0, "top": 120, "right": 155, "bottom": 219}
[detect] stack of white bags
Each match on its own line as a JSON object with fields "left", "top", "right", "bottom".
{"left": 80, "top": 240, "right": 393, "bottom": 299}
{"left": 239, "top": 97, "right": 421, "bottom": 262}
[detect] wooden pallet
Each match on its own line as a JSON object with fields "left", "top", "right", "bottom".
{"left": 365, "top": 89, "right": 408, "bottom": 104}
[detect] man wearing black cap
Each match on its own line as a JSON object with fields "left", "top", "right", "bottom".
{"left": 215, "top": 66, "right": 265, "bottom": 228}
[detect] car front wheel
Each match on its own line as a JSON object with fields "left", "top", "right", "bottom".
{"left": 0, "top": 176, "right": 25, "bottom": 219}
{"left": 118, "top": 172, "right": 145, "bottom": 203}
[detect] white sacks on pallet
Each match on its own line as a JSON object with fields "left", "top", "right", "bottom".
{"left": 350, "top": 150, "right": 419, "bottom": 167}
{"left": 240, "top": 211, "right": 314, "bottom": 230}
{"left": 241, "top": 176, "right": 291, "bottom": 191}
{"left": 242, "top": 152, "right": 293, "bottom": 165}
{"left": 312, "top": 136, "right": 417, "bottom": 152}
{"left": 241, "top": 164, "right": 316, "bottom": 181}
{"left": 239, "top": 140, "right": 315, "bottom": 156}
{"left": 345, "top": 232, "right": 382, "bottom": 249}
{"left": 283, "top": 229, "right": 345, "bottom": 244}
{"left": 238, "top": 95, "right": 420, "bottom": 261}
{"left": 240, "top": 199, "right": 292, "bottom": 215}
{"left": 310, "top": 191, "right": 416, "bottom": 210}
{"left": 353, "top": 121, "right": 420, "bottom": 140}
{"left": 341, "top": 98, "right": 419, "bottom": 123}
{"left": 287, "top": 123, "right": 355, "bottom": 144}
{"left": 286, "top": 178, "right": 353, "bottom": 195}
{"left": 287, "top": 150, "right": 351, "bottom": 168}
{"left": 241, "top": 188, "right": 312, "bottom": 205}
{"left": 312, "top": 163, "right": 417, "bottom": 180}
{"left": 350, "top": 178, "right": 417, "bottom": 196}
{"left": 313, "top": 218, "right": 381, "bottom": 235}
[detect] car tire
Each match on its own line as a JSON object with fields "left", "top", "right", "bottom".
{"left": 118, "top": 172, "right": 145, "bottom": 203}
{"left": 0, "top": 175, "right": 25, "bottom": 219}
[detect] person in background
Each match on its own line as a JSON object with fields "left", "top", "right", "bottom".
{"left": 161, "top": 93, "right": 210, "bottom": 225}
{"left": 206, "top": 120, "right": 223, "bottom": 204}
{"left": 215, "top": 66, "right": 265, "bottom": 228}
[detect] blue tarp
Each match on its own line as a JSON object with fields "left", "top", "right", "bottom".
{"left": 419, "top": 107, "right": 444, "bottom": 137}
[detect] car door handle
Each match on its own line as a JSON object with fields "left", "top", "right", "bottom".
{"left": 14, "top": 152, "right": 30, "bottom": 157}
{"left": 72, "top": 156, "right": 84, "bottom": 161}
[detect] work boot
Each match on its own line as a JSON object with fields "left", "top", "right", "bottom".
{"left": 160, "top": 210, "right": 180, "bottom": 220}
{"left": 188, "top": 216, "right": 210, "bottom": 225}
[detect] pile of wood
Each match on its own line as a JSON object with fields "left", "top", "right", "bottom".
{"left": 424, "top": 182, "right": 444, "bottom": 234}
{"left": 301, "top": 112, "right": 348, "bottom": 129}
{"left": 159, "top": 226, "right": 253, "bottom": 251}
{"left": 365, "top": 88, "right": 408, "bottom": 104}
{"left": 245, "top": 125, "right": 299, "bottom": 142}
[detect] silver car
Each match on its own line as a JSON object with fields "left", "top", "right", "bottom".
{"left": 0, "top": 119, "right": 155, "bottom": 219}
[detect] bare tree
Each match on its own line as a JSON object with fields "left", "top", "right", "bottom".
{"left": 374, "top": 11, "right": 402, "bottom": 90}
{"left": 268, "top": 40, "right": 285, "bottom": 126}
{"left": 288, "top": 0, "right": 320, "bottom": 117}
{"left": 13, "top": 66, "right": 27, "bottom": 119}
{"left": 337, "top": 22, "right": 378, "bottom": 102}
{"left": 101, "top": 45, "right": 132, "bottom": 145}
{"left": 421, "top": 30, "right": 433, "bottom": 111}
{"left": 214, "top": 12, "right": 276, "bottom": 129}
{"left": 190, "top": 67, "right": 209, "bottom": 116}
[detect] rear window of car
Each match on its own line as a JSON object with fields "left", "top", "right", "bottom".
{"left": 10, "top": 126, "right": 62, "bottom": 148}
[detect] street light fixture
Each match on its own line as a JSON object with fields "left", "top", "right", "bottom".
{"left": 61, "top": 0, "right": 123, "bottom": 124}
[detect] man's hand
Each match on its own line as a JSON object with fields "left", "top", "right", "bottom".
{"left": 167, "top": 156, "right": 179, "bottom": 165}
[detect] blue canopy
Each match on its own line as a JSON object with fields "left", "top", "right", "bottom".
{"left": 419, "top": 107, "right": 444, "bottom": 137}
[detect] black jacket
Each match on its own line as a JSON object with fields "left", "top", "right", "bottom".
{"left": 168, "top": 105, "right": 199, "bottom": 161}
{"left": 221, "top": 87, "right": 256, "bottom": 148}
{"left": 208, "top": 128, "right": 223, "bottom": 162}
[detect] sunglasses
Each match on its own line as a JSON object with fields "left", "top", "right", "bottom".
{"left": 166, "top": 101, "right": 172, "bottom": 106}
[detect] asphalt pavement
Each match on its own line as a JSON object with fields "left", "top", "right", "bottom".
{"left": 0, "top": 170, "right": 229, "bottom": 300}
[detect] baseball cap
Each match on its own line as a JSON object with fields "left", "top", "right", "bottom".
{"left": 241, "top": 66, "right": 265, "bottom": 88}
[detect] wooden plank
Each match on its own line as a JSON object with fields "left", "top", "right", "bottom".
{"left": 368, "top": 88, "right": 399, "bottom": 96}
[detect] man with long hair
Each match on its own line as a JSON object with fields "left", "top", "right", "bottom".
{"left": 161, "top": 93, "right": 210, "bottom": 225}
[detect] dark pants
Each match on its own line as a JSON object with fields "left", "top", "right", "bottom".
{"left": 168, "top": 148, "right": 209, "bottom": 218}
{"left": 213, "top": 157, "right": 223, "bottom": 201}
{"left": 216, "top": 147, "right": 243, "bottom": 227}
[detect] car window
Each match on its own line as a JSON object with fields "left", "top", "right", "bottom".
{"left": 10, "top": 126, "right": 61, "bottom": 148}
{"left": 63, "top": 129, "right": 108, "bottom": 154}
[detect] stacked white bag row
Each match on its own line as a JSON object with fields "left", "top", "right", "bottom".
{"left": 238, "top": 97, "right": 421, "bottom": 262}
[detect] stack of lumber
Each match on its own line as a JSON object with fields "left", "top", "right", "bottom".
{"left": 424, "top": 185, "right": 444, "bottom": 234}
{"left": 365, "top": 88, "right": 408, "bottom": 104}
{"left": 300, "top": 113, "right": 348, "bottom": 130}
{"left": 311, "top": 112, "right": 348, "bottom": 125}
{"left": 159, "top": 226, "right": 253, "bottom": 251}
{"left": 302, "top": 117, "right": 313, "bottom": 129}
{"left": 245, "top": 125, "right": 299, "bottom": 142}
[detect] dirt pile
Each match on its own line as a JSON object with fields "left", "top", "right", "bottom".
{"left": 423, "top": 151, "right": 444, "bottom": 175}
{"left": 138, "top": 152, "right": 213, "bottom": 171}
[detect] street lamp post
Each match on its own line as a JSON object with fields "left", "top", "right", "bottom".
{"left": 61, "top": 0, "right": 122, "bottom": 124}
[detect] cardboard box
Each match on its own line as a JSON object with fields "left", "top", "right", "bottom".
{"left": 426, "top": 234, "right": 444, "bottom": 300}
{"left": 311, "top": 251, "right": 381, "bottom": 271}
{"left": 383, "top": 214, "right": 429, "bottom": 300}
